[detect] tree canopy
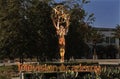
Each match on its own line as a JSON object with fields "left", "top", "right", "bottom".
{"left": 114, "top": 24, "right": 120, "bottom": 38}
{"left": 0, "top": 0, "right": 96, "bottom": 61}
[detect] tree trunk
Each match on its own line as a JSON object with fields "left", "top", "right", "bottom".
{"left": 93, "top": 43, "right": 97, "bottom": 59}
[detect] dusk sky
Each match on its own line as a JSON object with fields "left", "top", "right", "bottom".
{"left": 84, "top": 0, "right": 120, "bottom": 28}
{"left": 55, "top": 0, "right": 120, "bottom": 28}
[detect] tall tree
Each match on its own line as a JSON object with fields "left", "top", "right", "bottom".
{"left": 114, "top": 25, "right": 120, "bottom": 38}
{"left": 88, "top": 29, "right": 104, "bottom": 59}
{"left": 0, "top": 0, "right": 96, "bottom": 61}
{"left": 0, "top": 0, "right": 57, "bottom": 61}
{"left": 114, "top": 24, "right": 120, "bottom": 58}
{"left": 0, "top": 0, "right": 27, "bottom": 60}
{"left": 27, "top": 0, "right": 58, "bottom": 60}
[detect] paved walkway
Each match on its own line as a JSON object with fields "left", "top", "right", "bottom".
{"left": 12, "top": 77, "right": 19, "bottom": 79}
{"left": 75, "top": 59, "right": 120, "bottom": 65}
{"left": 0, "top": 59, "right": 119, "bottom": 66}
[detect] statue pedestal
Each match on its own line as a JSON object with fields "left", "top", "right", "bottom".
{"left": 60, "top": 48, "right": 65, "bottom": 62}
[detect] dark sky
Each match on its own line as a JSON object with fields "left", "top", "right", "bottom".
{"left": 55, "top": 0, "right": 120, "bottom": 28}
{"left": 84, "top": 0, "right": 120, "bottom": 28}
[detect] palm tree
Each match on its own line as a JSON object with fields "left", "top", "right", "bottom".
{"left": 89, "top": 29, "right": 104, "bottom": 59}
{"left": 114, "top": 25, "right": 120, "bottom": 38}
{"left": 114, "top": 24, "right": 120, "bottom": 58}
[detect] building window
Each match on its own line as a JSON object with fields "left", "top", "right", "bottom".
{"left": 106, "top": 37, "right": 115, "bottom": 44}
{"left": 106, "top": 37, "right": 109, "bottom": 43}
{"left": 110, "top": 37, "right": 115, "bottom": 44}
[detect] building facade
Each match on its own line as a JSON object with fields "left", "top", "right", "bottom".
{"left": 94, "top": 27, "right": 119, "bottom": 48}
{"left": 88, "top": 27, "right": 120, "bottom": 59}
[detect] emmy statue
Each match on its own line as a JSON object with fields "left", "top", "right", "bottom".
{"left": 51, "top": 5, "right": 70, "bottom": 62}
